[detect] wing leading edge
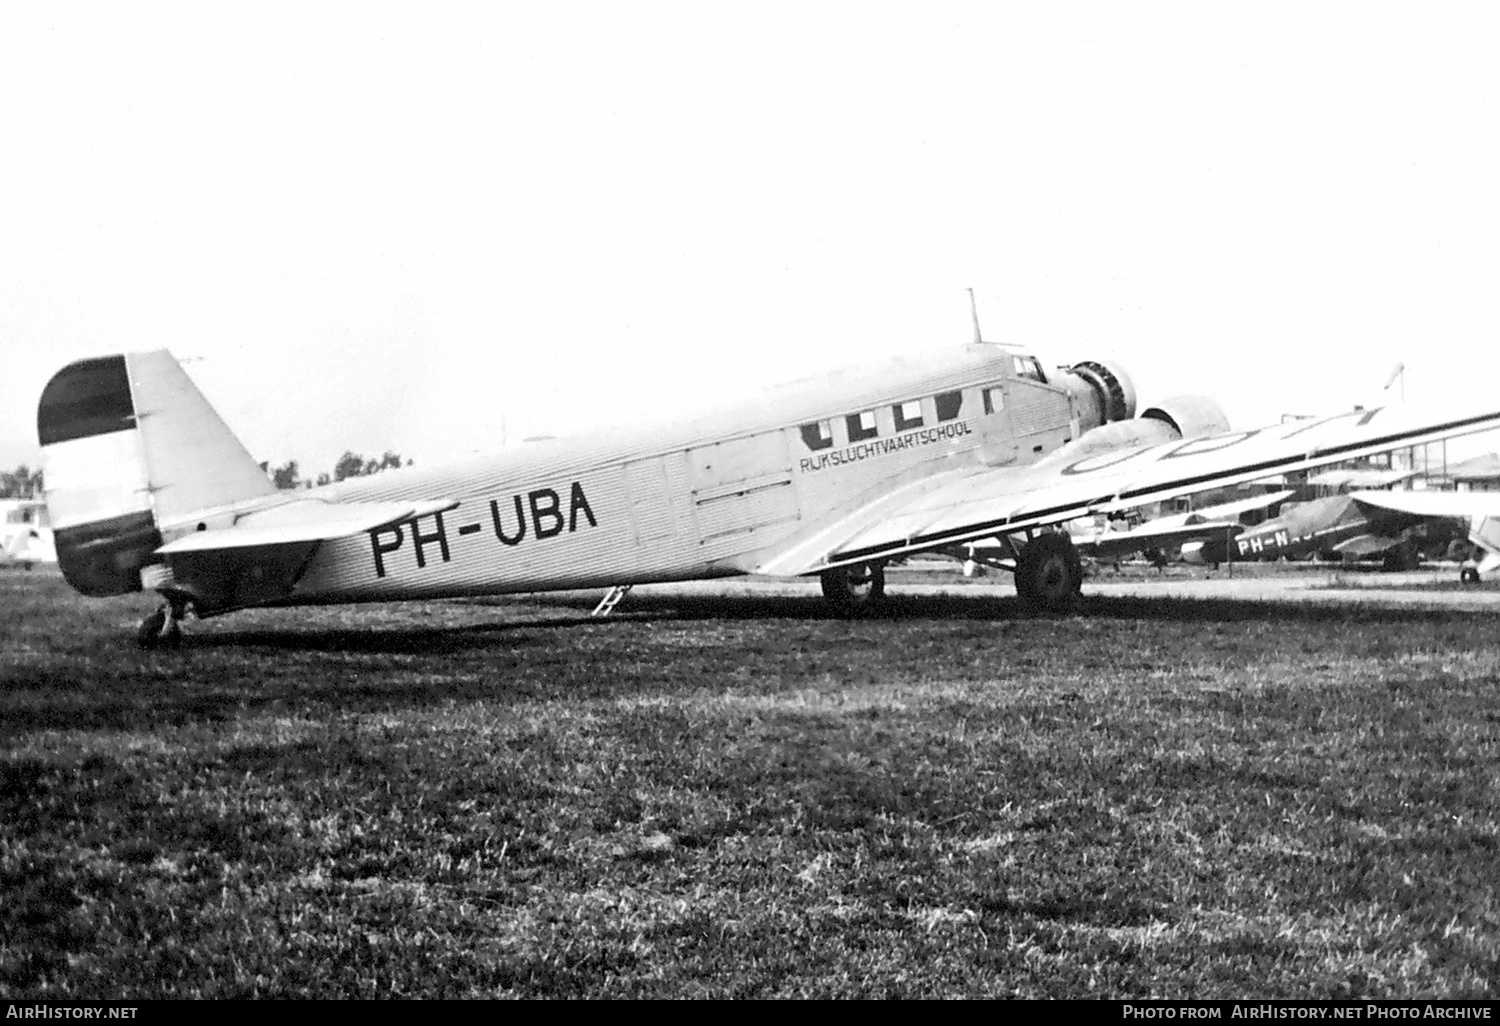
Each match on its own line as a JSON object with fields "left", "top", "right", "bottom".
{"left": 754, "top": 403, "right": 1500, "bottom": 576}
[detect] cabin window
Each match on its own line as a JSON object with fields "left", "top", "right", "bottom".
{"left": 846, "top": 410, "right": 879, "bottom": 442}
{"left": 935, "top": 390, "right": 964, "bottom": 423}
{"left": 1013, "top": 356, "right": 1047, "bottom": 382}
{"left": 893, "top": 399, "right": 923, "bottom": 432}
{"left": 800, "top": 420, "right": 834, "bottom": 451}
{"left": 983, "top": 386, "right": 1005, "bottom": 415}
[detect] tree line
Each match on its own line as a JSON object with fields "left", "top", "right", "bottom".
{"left": 3, "top": 453, "right": 410, "bottom": 500}
{"left": 261, "top": 451, "right": 412, "bottom": 490}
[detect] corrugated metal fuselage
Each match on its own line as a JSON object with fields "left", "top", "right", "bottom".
{"left": 258, "top": 345, "right": 1085, "bottom": 606}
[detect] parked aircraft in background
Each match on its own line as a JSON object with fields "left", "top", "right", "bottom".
{"left": 37, "top": 342, "right": 1500, "bottom": 646}
{"left": 1182, "top": 493, "right": 1419, "bottom": 569}
{"left": 1180, "top": 490, "right": 1492, "bottom": 575}
{"left": 1345, "top": 490, "right": 1500, "bottom": 582}
{"left": 0, "top": 498, "right": 55, "bottom": 569}
{"left": 963, "top": 489, "right": 1293, "bottom": 574}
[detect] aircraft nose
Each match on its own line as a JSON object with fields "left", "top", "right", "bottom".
{"left": 1068, "top": 360, "right": 1138, "bottom": 422}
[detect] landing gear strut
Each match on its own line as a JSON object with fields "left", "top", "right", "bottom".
{"left": 820, "top": 562, "right": 886, "bottom": 612}
{"left": 1382, "top": 541, "right": 1421, "bottom": 572}
{"left": 1013, "top": 533, "right": 1083, "bottom": 612}
{"left": 137, "top": 595, "right": 189, "bottom": 650}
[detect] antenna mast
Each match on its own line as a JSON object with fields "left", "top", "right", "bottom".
{"left": 967, "top": 287, "right": 985, "bottom": 345}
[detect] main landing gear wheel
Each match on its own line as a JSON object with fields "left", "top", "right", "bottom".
{"left": 820, "top": 562, "right": 886, "bottom": 612}
{"left": 1014, "top": 533, "right": 1083, "bottom": 612}
{"left": 137, "top": 600, "right": 186, "bottom": 650}
{"left": 1460, "top": 566, "right": 1481, "bottom": 584}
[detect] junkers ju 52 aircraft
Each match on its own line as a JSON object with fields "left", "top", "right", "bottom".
{"left": 37, "top": 342, "right": 1500, "bottom": 647}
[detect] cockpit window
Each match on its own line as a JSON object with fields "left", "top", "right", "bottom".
{"left": 893, "top": 399, "right": 923, "bottom": 432}
{"left": 800, "top": 420, "right": 834, "bottom": 451}
{"left": 935, "top": 390, "right": 964, "bottom": 423}
{"left": 1013, "top": 356, "right": 1047, "bottom": 382}
{"left": 846, "top": 410, "right": 879, "bottom": 442}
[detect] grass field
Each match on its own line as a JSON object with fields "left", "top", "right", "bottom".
{"left": 2, "top": 568, "right": 1498, "bottom": 998}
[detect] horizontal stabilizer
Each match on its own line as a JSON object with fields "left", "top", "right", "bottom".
{"left": 156, "top": 498, "right": 459, "bottom": 554}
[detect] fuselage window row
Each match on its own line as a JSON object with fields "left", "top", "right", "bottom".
{"left": 799, "top": 388, "right": 977, "bottom": 454}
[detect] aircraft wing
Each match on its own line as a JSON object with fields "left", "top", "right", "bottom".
{"left": 1305, "top": 467, "right": 1422, "bottom": 491}
{"left": 1085, "top": 487, "right": 1296, "bottom": 555}
{"left": 1346, "top": 490, "right": 1500, "bottom": 521}
{"left": 1329, "top": 533, "right": 1403, "bottom": 557}
{"left": 752, "top": 403, "right": 1500, "bottom": 576}
{"left": 1082, "top": 520, "right": 1245, "bottom": 560}
{"left": 1164, "top": 488, "right": 1296, "bottom": 524}
{"left": 155, "top": 498, "right": 460, "bottom": 554}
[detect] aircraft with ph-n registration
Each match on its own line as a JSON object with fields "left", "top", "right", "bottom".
{"left": 1182, "top": 489, "right": 1500, "bottom": 581}
{"left": 36, "top": 330, "right": 1500, "bottom": 647}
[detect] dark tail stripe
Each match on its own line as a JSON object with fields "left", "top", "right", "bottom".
{"left": 37, "top": 355, "right": 137, "bottom": 446}
{"left": 53, "top": 509, "right": 161, "bottom": 596}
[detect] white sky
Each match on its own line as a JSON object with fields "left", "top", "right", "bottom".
{"left": 3, "top": 2, "right": 1498, "bottom": 476}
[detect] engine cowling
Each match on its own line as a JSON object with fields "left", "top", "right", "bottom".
{"left": 1033, "top": 387, "right": 1231, "bottom": 471}
{"left": 1139, "top": 395, "right": 1231, "bottom": 441}
{"left": 1068, "top": 360, "right": 1137, "bottom": 424}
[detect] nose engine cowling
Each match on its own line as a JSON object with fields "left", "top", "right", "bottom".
{"left": 1066, "top": 360, "right": 1138, "bottom": 425}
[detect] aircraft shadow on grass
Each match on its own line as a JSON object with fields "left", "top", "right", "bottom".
{"left": 182, "top": 590, "right": 1470, "bottom": 656}
{"left": 1, "top": 592, "right": 1475, "bottom": 740}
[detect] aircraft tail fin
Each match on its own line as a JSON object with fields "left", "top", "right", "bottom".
{"left": 38, "top": 351, "right": 275, "bottom": 596}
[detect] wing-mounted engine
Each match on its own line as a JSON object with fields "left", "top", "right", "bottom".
{"left": 1140, "top": 395, "right": 1231, "bottom": 440}
{"left": 1034, "top": 389, "right": 1231, "bottom": 471}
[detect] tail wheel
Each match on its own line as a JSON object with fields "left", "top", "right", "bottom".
{"left": 1014, "top": 533, "right": 1083, "bottom": 612}
{"left": 136, "top": 599, "right": 187, "bottom": 650}
{"left": 137, "top": 609, "right": 169, "bottom": 649}
{"left": 820, "top": 562, "right": 886, "bottom": 611}
{"left": 1460, "top": 567, "right": 1481, "bottom": 584}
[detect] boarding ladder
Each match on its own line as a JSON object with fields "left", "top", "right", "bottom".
{"left": 590, "top": 584, "right": 633, "bottom": 618}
